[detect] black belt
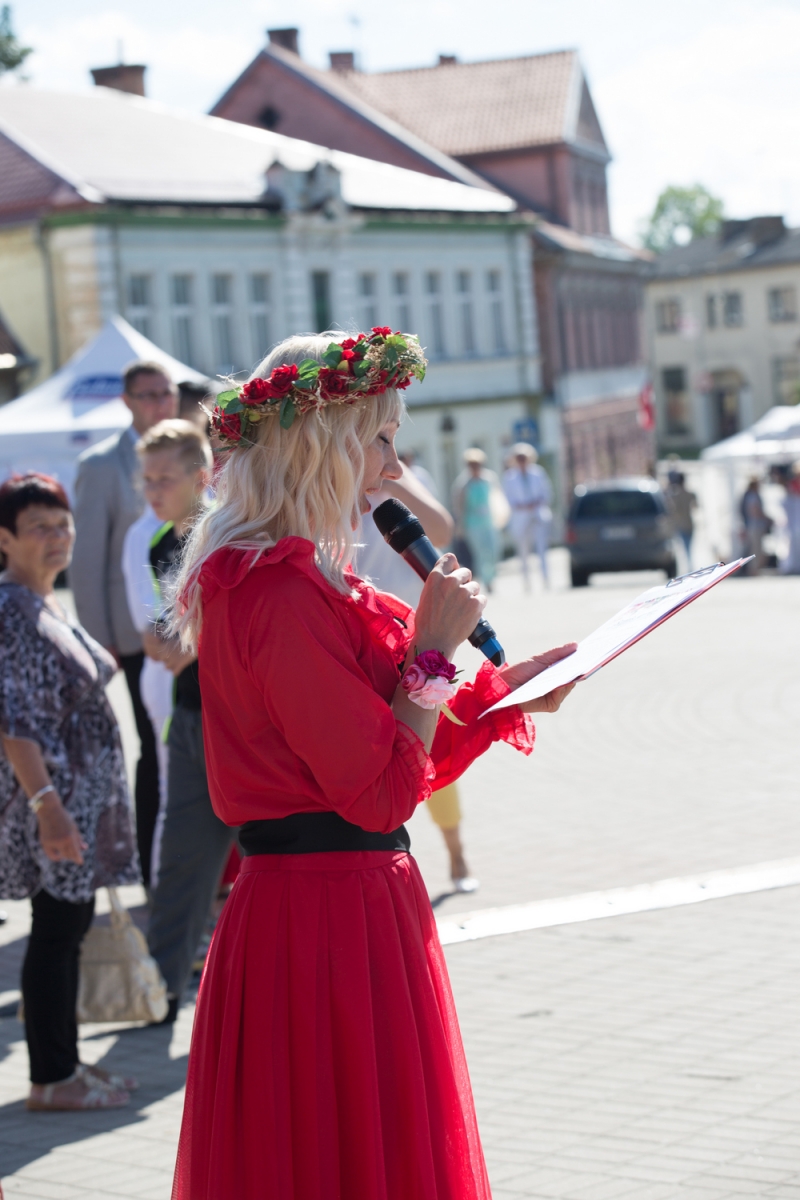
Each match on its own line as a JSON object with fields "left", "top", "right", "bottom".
{"left": 238, "top": 811, "right": 411, "bottom": 856}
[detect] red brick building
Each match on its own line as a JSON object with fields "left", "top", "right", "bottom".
{"left": 212, "top": 30, "right": 654, "bottom": 490}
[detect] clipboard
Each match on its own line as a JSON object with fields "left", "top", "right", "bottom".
{"left": 483, "top": 557, "right": 753, "bottom": 715}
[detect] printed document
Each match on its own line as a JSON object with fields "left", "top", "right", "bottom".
{"left": 484, "top": 558, "right": 752, "bottom": 715}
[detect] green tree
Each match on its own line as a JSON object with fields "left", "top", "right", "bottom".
{"left": 641, "top": 184, "right": 725, "bottom": 253}
{"left": 0, "top": 6, "right": 31, "bottom": 75}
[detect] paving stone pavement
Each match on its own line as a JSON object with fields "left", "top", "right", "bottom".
{"left": 1, "top": 559, "right": 799, "bottom": 1199}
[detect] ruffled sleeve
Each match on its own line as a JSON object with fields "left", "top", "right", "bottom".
{"left": 430, "top": 660, "right": 535, "bottom": 791}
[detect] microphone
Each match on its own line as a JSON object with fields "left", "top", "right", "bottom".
{"left": 372, "top": 498, "right": 505, "bottom": 667}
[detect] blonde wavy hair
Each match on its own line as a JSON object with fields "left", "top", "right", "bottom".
{"left": 172, "top": 333, "right": 404, "bottom": 651}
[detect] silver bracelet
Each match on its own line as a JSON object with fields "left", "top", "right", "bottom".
{"left": 28, "top": 784, "right": 56, "bottom": 813}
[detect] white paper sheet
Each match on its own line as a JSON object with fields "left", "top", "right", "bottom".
{"left": 483, "top": 558, "right": 752, "bottom": 715}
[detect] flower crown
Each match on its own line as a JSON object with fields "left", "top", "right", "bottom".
{"left": 211, "top": 327, "right": 427, "bottom": 446}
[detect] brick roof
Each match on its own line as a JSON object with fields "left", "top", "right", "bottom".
{"left": 331, "top": 50, "right": 609, "bottom": 159}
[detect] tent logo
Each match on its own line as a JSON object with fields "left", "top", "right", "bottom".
{"left": 66, "top": 375, "right": 124, "bottom": 401}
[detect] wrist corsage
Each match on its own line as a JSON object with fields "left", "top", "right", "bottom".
{"left": 402, "top": 650, "right": 460, "bottom": 710}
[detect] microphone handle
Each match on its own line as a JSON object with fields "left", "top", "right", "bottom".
{"left": 400, "top": 537, "right": 506, "bottom": 667}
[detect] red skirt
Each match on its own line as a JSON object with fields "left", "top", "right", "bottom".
{"left": 172, "top": 851, "right": 491, "bottom": 1200}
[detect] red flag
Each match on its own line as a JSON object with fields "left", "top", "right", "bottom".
{"left": 638, "top": 381, "right": 656, "bottom": 431}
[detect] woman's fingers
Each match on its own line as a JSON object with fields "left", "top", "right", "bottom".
{"left": 536, "top": 642, "right": 578, "bottom": 665}
{"left": 43, "top": 835, "right": 84, "bottom": 865}
{"left": 415, "top": 553, "right": 486, "bottom": 654}
{"left": 500, "top": 643, "right": 578, "bottom": 691}
{"left": 517, "top": 681, "right": 577, "bottom": 715}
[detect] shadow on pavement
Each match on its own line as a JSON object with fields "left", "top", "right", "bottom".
{"left": 0, "top": 1016, "right": 189, "bottom": 1179}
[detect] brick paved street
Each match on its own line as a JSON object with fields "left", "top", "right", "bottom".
{"left": 2, "top": 556, "right": 799, "bottom": 1199}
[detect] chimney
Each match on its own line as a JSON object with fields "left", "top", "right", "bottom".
{"left": 438, "top": 55, "right": 458, "bottom": 66}
{"left": 90, "top": 63, "right": 146, "bottom": 96}
{"left": 329, "top": 51, "right": 355, "bottom": 72}
{"left": 268, "top": 28, "right": 300, "bottom": 55}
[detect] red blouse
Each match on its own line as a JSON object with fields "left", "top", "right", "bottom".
{"left": 197, "top": 538, "right": 535, "bottom": 832}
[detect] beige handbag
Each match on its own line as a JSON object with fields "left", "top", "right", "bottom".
{"left": 77, "top": 887, "right": 169, "bottom": 1024}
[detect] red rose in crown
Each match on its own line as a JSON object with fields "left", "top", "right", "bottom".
{"left": 210, "top": 328, "right": 427, "bottom": 446}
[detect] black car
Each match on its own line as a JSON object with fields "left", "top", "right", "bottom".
{"left": 566, "top": 478, "right": 677, "bottom": 587}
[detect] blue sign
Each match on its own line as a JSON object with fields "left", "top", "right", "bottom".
{"left": 65, "top": 375, "right": 124, "bottom": 402}
{"left": 512, "top": 417, "right": 539, "bottom": 448}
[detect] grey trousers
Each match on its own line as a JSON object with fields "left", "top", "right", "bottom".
{"left": 147, "top": 705, "right": 236, "bottom": 999}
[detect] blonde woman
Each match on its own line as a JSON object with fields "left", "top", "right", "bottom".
{"left": 170, "top": 329, "right": 575, "bottom": 1199}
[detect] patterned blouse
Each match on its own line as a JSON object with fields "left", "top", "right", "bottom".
{"left": 0, "top": 578, "right": 139, "bottom": 903}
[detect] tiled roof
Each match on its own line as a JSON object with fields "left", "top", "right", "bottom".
{"left": 0, "top": 88, "right": 517, "bottom": 216}
{"left": 652, "top": 220, "right": 800, "bottom": 279}
{"left": 214, "top": 44, "right": 496, "bottom": 192}
{"left": 330, "top": 50, "right": 608, "bottom": 159}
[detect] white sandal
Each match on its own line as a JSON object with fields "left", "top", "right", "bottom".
{"left": 78, "top": 1062, "right": 139, "bottom": 1092}
{"left": 26, "top": 1069, "right": 130, "bottom": 1111}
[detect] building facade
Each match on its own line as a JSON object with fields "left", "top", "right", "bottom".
{"left": 646, "top": 217, "right": 800, "bottom": 452}
{"left": 0, "top": 86, "right": 539, "bottom": 498}
{"left": 211, "top": 30, "right": 653, "bottom": 494}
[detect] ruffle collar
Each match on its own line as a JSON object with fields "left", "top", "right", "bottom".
{"left": 200, "top": 540, "right": 414, "bottom": 667}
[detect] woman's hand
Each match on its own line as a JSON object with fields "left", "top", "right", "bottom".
{"left": 499, "top": 643, "right": 578, "bottom": 715}
{"left": 414, "top": 553, "right": 486, "bottom": 660}
{"left": 36, "top": 794, "right": 86, "bottom": 864}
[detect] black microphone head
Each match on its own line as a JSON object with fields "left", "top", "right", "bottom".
{"left": 372, "top": 498, "right": 426, "bottom": 554}
{"left": 372, "top": 497, "right": 412, "bottom": 537}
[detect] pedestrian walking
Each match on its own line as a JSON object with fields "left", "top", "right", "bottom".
{"left": 71, "top": 361, "right": 178, "bottom": 888}
{"left": 358, "top": 468, "right": 479, "bottom": 893}
{"left": 167, "top": 329, "right": 576, "bottom": 1199}
{"left": 452, "top": 448, "right": 504, "bottom": 591}
{"left": 666, "top": 471, "right": 698, "bottom": 569}
{"left": 0, "top": 473, "right": 139, "bottom": 1111}
{"left": 137, "top": 420, "right": 236, "bottom": 1025}
{"left": 502, "top": 442, "right": 553, "bottom": 590}
{"left": 740, "top": 477, "right": 770, "bottom": 574}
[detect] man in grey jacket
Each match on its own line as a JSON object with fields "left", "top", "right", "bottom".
{"left": 71, "top": 361, "right": 178, "bottom": 887}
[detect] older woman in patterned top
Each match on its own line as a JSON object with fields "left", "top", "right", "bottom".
{"left": 0, "top": 473, "right": 139, "bottom": 1111}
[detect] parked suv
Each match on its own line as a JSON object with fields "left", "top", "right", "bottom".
{"left": 566, "top": 478, "right": 677, "bottom": 587}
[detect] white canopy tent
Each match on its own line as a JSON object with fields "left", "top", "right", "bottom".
{"left": 0, "top": 315, "right": 208, "bottom": 498}
{"left": 699, "top": 405, "right": 800, "bottom": 562}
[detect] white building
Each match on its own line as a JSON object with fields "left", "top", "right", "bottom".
{"left": 0, "top": 86, "right": 541, "bottom": 499}
{"left": 646, "top": 217, "right": 800, "bottom": 452}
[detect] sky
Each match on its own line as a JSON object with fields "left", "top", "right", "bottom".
{"left": 8, "top": 0, "right": 800, "bottom": 244}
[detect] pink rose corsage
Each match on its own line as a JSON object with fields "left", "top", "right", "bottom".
{"left": 402, "top": 650, "right": 459, "bottom": 710}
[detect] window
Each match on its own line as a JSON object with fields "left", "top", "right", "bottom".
{"left": 662, "top": 366, "right": 691, "bottom": 435}
{"left": 311, "top": 271, "right": 331, "bottom": 333}
{"left": 768, "top": 286, "right": 797, "bottom": 323}
{"left": 655, "top": 298, "right": 681, "bottom": 334}
{"left": 722, "top": 291, "right": 743, "bottom": 328}
{"left": 425, "top": 271, "right": 445, "bottom": 358}
{"left": 211, "top": 273, "right": 235, "bottom": 371}
{"left": 392, "top": 272, "right": 411, "bottom": 331}
{"left": 574, "top": 491, "right": 659, "bottom": 520}
{"left": 487, "top": 270, "right": 506, "bottom": 353}
{"left": 249, "top": 272, "right": 272, "bottom": 359}
{"left": 358, "top": 272, "right": 377, "bottom": 330}
{"left": 456, "top": 271, "right": 476, "bottom": 356}
{"left": 127, "top": 274, "right": 152, "bottom": 338}
{"left": 706, "top": 295, "right": 717, "bottom": 330}
{"left": 170, "top": 274, "right": 194, "bottom": 366}
{"left": 212, "top": 273, "right": 232, "bottom": 306}
{"left": 773, "top": 356, "right": 800, "bottom": 405}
